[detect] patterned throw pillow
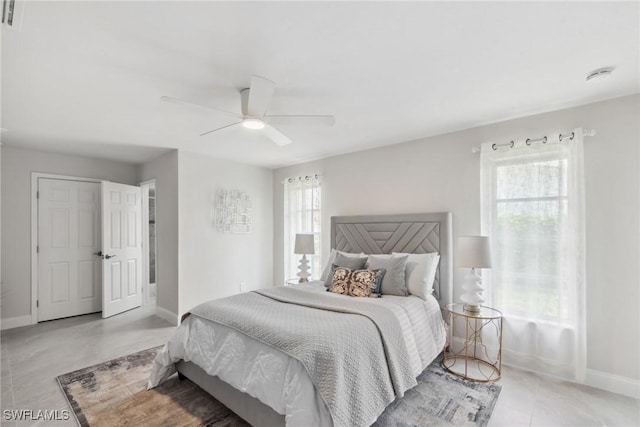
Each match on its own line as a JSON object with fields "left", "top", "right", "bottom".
{"left": 348, "top": 268, "right": 386, "bottom": 297}
{"left": 328, "top": 266, "right": 351, "bottom": 295}
{"left": 328, "top": 266, "right": 386, "bottom": 298}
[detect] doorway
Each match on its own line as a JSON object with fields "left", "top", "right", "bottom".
{"left": 32, "top": 174, "right": 143, "bottom": 322}
{"left": 141, "top": 180, "right": 157, "bottom": 307}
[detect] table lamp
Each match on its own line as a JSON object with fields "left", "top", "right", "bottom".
{"left": 457, "top": 236, "right": 492, "bottom": 313}
{"left": 294, "top": 233, "right": 315, "bottom": 283}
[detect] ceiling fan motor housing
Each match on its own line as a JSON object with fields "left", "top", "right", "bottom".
{"left": 240, "top": 88, "right": 252, "bottom": 117}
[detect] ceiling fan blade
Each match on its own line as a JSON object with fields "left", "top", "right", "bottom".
{"left": 264, "top": 125, "right": 292, "bottom": 146}
{"left": 161, "top": 96, "right": 242, "bottom": 119}
{"left": 247, "top": 76, "right": 276, "bottom": 117}
{"left": 265, "top": 115, "right": 335, "bottom": 127}
{"left": 200, "top": 122, "right": 242, "bottom": 137}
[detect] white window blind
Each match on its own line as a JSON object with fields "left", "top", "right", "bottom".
{"left": 481, "top": 129, "right": 586, "bottom": 380}
{"left": 284, "top": 175, "right": 321, "bottom": 280}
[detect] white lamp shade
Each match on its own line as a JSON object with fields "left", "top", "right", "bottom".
{"left": 294, "top": 234, "right": 315, "bottom": 255}
{"left": 457, "top": 236, "right": 492, "bottom": 268}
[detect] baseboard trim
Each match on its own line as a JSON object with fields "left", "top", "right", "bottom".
{"left": 0, "top": 315, "right": 34, "bottom": 330}
{"left": 155, "top": 306, "right": 179, "bottom": 326}
{"left": 449, "top": 337, "right": 639, "bottom": 399}
{"left": 586, "top": 369, "right": 640, "bottom": 399}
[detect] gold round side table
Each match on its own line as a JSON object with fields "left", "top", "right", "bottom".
{"left": 442, "top": 303, "right": 502, "bottom": 382}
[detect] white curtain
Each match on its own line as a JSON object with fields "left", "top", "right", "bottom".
{"left": 284, "top": 175, "right": 322, "bottom": 281}
{"left": 481, "top": 129, "right": 586, "bottom": 381}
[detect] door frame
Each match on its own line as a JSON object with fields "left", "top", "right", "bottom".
{"left": 30, "top": 172, "right": 103, "bottom": 325}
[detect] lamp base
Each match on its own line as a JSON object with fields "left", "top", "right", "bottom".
{"left": 460, "top": 267, "right": 485, "bottom": 312}
{"left": 463, "top": 304, "right": 482, "bottom": 314}
{"left": 297, "top": 254, "right": 311, "bottom": 283}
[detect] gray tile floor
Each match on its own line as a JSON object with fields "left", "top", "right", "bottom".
{"left": 0, "top": 305, "right": 175, "bottom": 426}
{"left": 1, "top": 306, "right": 638, "bottom": 426}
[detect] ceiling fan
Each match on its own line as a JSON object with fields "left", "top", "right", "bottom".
{"left": 161, "top": 76, "right": 335, "bottom": 146}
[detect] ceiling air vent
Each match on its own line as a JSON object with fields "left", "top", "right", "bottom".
{"left": 2, "top": 0, "right": 24, "bottom": 31}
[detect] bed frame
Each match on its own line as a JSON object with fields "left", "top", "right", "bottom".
{"left": 176, "top": 212, "right": 453, "bottom": 426}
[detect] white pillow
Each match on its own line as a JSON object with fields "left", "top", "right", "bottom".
{"left": 320, "top": 249, "right": 366, "bottom": 281}
{"left": 393, "top": 252, "right": 440, "bottom": 300}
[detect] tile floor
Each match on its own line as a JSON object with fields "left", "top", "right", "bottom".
{"left": 1, "top": 307, "right": 638, "bottom": 426}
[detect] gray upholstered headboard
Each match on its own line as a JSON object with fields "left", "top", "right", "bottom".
{"left": 330, "top": 212, "right": 452, "bottom": 308}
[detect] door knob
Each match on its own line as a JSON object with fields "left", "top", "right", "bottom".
{"left": 93, "top": 251, "right": 104, "bottom": 258}
{"left": 104, "top": 254, "right": 116, "bottom": 259}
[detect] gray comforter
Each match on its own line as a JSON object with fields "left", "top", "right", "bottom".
{"left": 188, "top": 287, "right": 416, "bottom": 427}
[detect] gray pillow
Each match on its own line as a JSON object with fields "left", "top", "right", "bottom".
{"left": 366, "top": 254, "right": 409, "bottom": 296}
{"left": 323, "top": 252, "right": 368, "bottom": 287}
{"left": 320, "top": 249, "right": 365, "bottom": 281}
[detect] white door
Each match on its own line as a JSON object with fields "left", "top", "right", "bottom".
{"left": 101, "top": 182, "right": 143, "bottom": 318}
{"left": 38, "top": 179, "right": 102, "bottom": 321}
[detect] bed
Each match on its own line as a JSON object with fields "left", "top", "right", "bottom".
{"left": 148, "top": 212, "right": 453, "bottom": 427}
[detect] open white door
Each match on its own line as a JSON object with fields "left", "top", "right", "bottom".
{"left": 101, "top": 181, "right": 143, "bottom": 318}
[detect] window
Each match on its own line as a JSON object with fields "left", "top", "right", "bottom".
{"left": 481, "top": 130, "right": 586, "bottom": 380}
{"left": 493, "top": 156, "right": 569, "bottom": 320}
{"left": 284, "top": 175, "right": 321, "bottom": 280}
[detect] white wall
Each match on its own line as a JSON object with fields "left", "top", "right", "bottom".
{"left": 138, "top": 150, "right": 180, "bottom": 321}
{"left": 0, "top": 145, "right": 3, "bottom": 326}
{"left": 0, "top": 146, "right": 269, "bottom": 326}
{"left": 273, "top": 95, "right": 640, "bottom": 384}
{"left": 0, "top": 146, "right": 139, "bottom": 321}
{"left": 177, "top": 151, "right": 273, "bottom": 317}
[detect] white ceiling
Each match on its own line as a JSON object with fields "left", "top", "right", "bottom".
{"left": 1, "top": 1, "right": 638, "bottom": 168}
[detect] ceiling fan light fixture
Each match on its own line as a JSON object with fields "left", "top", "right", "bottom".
{"left": 242, "top": 117, "right": 265, "bottom": 130}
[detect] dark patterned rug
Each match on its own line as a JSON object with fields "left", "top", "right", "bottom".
{"left": 57, "top": 347, "right": 501, "bottom": 427}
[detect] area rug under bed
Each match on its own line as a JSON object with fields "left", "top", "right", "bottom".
{"left": 57, "top": 346, "right": 501, "bottom": 427}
